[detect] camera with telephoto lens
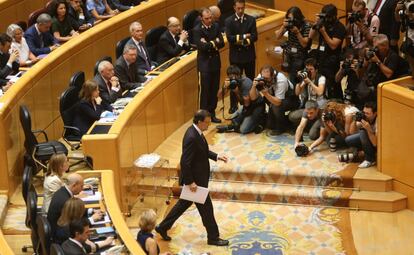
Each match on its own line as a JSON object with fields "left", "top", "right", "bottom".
{"left": 297, "top": 68, "right": 309, "bottom": 82}
{"left": 286, "top": 17, "right": 296, "bottom": 30}
{"left": 216, "top": 123, "right": 236, "bottom": 133}
{"left": 295, "top": 143, "right": 309, "bottom": 157}
{"left": 348, "top": 11, "right": 364, "bottom": 24}
{"left": 354, "top": 111, "right": 366, "bottom": 122}
{"left": 365, "top": 47, "right": 379, "bottom": 60}
{"left": 255, "top": 77, "right": 268, "bottom": 91}
{"left": 398, "top": 0, "right": 414, "bottom": 29}
{"left": 228, "top": 78, "right": 239, "bottom": 90}
{"left": 313, "top": 13, "right": 327, "bottom": 29}
{"left": 322, "top": 111, "right": 336, "bottom": 122}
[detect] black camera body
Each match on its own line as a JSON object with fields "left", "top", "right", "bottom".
{"left": 286, "top": 17, "right": 296, "bottom": 30}
{"left": 365, "top": 47, "right": 379, "bottom": 60}
{"left": 323, "top": 111, "right": 336, "bottom": 122}
{"left": 313, "top": 13, "right": 327, "bottom": 30}
{"left": 348, "top": 11, "right": 364, "bottom": 24}
{"left": 297, "top": 69, "right": 309, "bottom": 82}
{"left": 228, "top": 79, "right": 239, "bottom": 90}
{"left": 255, "top": 77, "right": 268, "bottom": 91}
{"left": 295, "top": 144, "right": 309, "bottom": 157}
{"left": 354, "top": 111, "right": 366, "bottom": 122}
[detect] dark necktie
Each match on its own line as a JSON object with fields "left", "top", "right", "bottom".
{"left": 127, "top": 64, "right": 134, "bottom": 80}
{"left": 174, "top": 35, "right": 179, "bottom": 45}
{"left": 138, "top": 42, "right": 151, "bottom": 70}
{"left": 107, "top": 81, "right": 112, "bottom": 94}
{"left": 39, "top": 33, "right": 44, "bottom": 48}
{"left": 201, "top": 133, "right": 207, "bottom": 145}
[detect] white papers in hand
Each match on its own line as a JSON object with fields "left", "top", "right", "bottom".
{"left": 179, "top": 185, "right": 209, "bottom": 204}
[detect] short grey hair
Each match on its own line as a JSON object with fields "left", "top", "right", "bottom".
{"left": 374, "top": 34, "right": 389, "bottom": 47}
{"left": 305, "top": 100, "right": 318, "bottom": 110}
{"left": 129, "top": 21, "right": 142, "bottom": 34}
{"left": 98, "top": 60, "right": 112, "bottom": 73}
{"left": 37, "top": 13, "right": 52, "bottom": 24}
{"left": 123, "top": 44, "right": 137, "bottom": 54}
{"left": 6, "top": 24, "right": 23, "bottom": 39}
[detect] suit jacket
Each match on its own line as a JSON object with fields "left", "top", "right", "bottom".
{"left": 225, "top": 13, "right": 257, "bottom": 63}
{"left": 24, "top": 24, "right": 58, "bottom": 56}
{"left": 94, "top": 73, "right": 123, "bottom": 105}
{"left": 192, "top": 22, "right": 224, "bottom": 72}
{"left": 179, "top": 125, "right": 217, "bottom": 188}
{"left": 61, "top": 239, "right": 87, "bottom": 255}
{"left": 47, "top": 186, "right": 72, "bottom": 235}
{"left": 0, "top": 52, "right": 19, "bottom": 85}
{"left": 114, "top": 55, "right": 143, "bottom": 90}
{"left": 126, "top": 38, "right": 152, "bottom": 72}
{"left": 68, "top": 4, "right": 94, "bottom": 30}
{"left": 73, "top": 99, "right": 112, "bottom": 136}
{"left": 377, "top": 0, "right": 400, "bottom": 40}
{"left": 156, "top": 30, "right": 190, "bottom": 64}
{"left": 107, "top": 0, "right": 132, "bottom": 11}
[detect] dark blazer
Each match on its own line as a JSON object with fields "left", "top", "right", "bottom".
{"left": 107, "top": 0, "right": 132, "bottom": 11}
{"left": 68, "top": 4, "right": 94, "bottom": 30}
{"left": 94, "top": 73, "right": 123, "bottom": 105}
{"left": 192, "top": 22, "right": 224, "bottom": 72}
{"left": 47, "top": 186, "right": 72, "bottom": 235}
{"left": 0, "top": 52, "right": 19, "bottom": 85}
{"left": 61, "top": 239, "right": 87, "bottom": 255}
{"left": 225, "top": 13, "right": 257, "bottom": 63}
{"left": 378, "top": 0, "right": 400, "bottom": 40}
{"left": 73, "top": 99, "right": 112, "bottom": 136}
{"left": 126, "top": 38, "right": 152, "bottom": 72}
{"left": 180, "top": 125, "right": 217, "bottom": 188}
{"left": 156, "top": 30, "right": 190, "bottom": 64}
{"left": 114, "top": 55, "right": 142, "bottom": 90}
{"left": 24, "top": 24, "right": 58, "bottom": 56}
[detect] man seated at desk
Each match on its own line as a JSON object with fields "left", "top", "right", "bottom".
{"left": 115, "top": 44, "right": 144, "bottom": 91}
{"left": 156, "top": 16, "right": 191, "bottom": 65}
{"left": 94, "top": 60, "right": 123, "bottom": 105}
{"left": 127, "top": 21, "right": 155, "bottom": 74}
{"left": 0, "top": 33, "right": 19, "bottom": 93}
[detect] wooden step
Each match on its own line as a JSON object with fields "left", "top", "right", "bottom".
{"left": 350, "top": 191, "right": 407, "bottom": 212}
{"left": 353, "top": 167, "right": 393, "bottom": 192}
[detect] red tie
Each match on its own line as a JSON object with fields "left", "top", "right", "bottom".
{"left": 373, "top": 0, "right": 383, "bottom": 15}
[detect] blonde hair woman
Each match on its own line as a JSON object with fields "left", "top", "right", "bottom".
{"left": 42, "top": 153, "right": 68, "bottom": 213}
{"left": 137, "top": 209, "right": 172, "bottom": 255}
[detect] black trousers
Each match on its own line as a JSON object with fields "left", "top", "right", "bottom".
{"left": 157, "top": 195, "right": 219, "bottom": 240}
{"left": 230, "top": 61, "right": 256, "bottom": 109}
{"left": 199, "top": 70, "right": 220, "bottom": 116}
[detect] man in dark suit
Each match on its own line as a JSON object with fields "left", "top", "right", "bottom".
{"left": 192, "top": 8, "right": 225, "bottom": 123}
{"left": 94, "top": 60, "right": 123, "bottom": 105}
{"left": 0, "top": 33, "right": 19, "bottom": 91}
{"left": 24, "top": 13, "right": 60, "bottom": 57}
{"left": 127, "top": 21, "right": 154, "bottom": 74}
{"left": 156, "top": 110, "right": 229, "bottom": 246}
{"left": 225, "top": 0, "right": 258, "bottom": 114}
{"left": 68, "top": 0, "right": 94, "bottom": 32}
{"left": 156, "top": 16, "right": 191, "bottom": 65}
{"left": 61, "top": 218, "right": 90, "bottom": 255}
{"left": 114, "top": 44, "right": 143, "bottom": 90}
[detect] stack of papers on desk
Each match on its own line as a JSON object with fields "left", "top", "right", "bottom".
{"left": 134, "top": 153, "right": 161, "bottom": 168}
{"left": 80, "top": 191, "right": 102, "bottom": 203}
{"left": 112, "top": 97, "right": 133, "bottom": 108}
{"left": 90, "top": 214, "right": 111, "bottom": 225}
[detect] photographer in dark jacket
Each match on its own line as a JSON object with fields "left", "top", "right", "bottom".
{"left": 275, "top": 6, "right": 311, "bottom": 84}
{"left": 335, "top": 48, "right": 362, "bottom": 105}
{"left": 309, "top": 4, "right": 346, "bottom": 99}
{"left": 217, "top": 65, "right": 265, "bottom": 134}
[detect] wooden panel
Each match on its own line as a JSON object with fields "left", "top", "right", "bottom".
{"left": 130, "top": 111, "right": 149, "bottom": 158}
{"left": 182, "top": 67, "right": 199, "bottom": 121}
{"left": 163, "top": 79, "right": 184, "bottom": 136}
{"left": 166, "top": 0, "right": 194, "bottom": 20}
{"left": 145, "top": 93, "right": 166, "bottom": 151}
{"left": 118, "top": 127, "right": 134, "bottom": 169}
{"left": 0, "top": 0, "right": 46, "bottom": 32}
{"left": 393, "top": 181, "right": 414, "bottom": 210}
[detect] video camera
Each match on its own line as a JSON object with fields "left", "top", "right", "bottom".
{"left": 297, "top": 68, "right": 309, "bottom": 82}
{"left": 348, "top": 11, "right": 364, "bottom": 24}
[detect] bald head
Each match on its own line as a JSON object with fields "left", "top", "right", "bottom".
{"left": 66, "top": 173, "right": 84, "bottom": 195}
{"left": 167, "top": 17, "right": 181, "bottom": 35}
{"left": 209, "top": 6, "right": 221, "bottom": 22}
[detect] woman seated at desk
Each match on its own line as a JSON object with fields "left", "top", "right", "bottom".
{"left": 50, "top": 0, "right": 80, "bottom": 43}
{"left": 86, "top": 0, "right": 119, "bottom": 23}
{"left": 55, "top": 197, "right": 114, "bottom": 252}
{"left": 73, "top": 79, "right": 113, "bottom": 137}
{"left": 6, "top": 24, "right": 39, "bottom": 67}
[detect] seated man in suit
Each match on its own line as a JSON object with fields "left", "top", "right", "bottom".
{"left": 61, "top": 218, "right": 91, "bottom": 255}
{"left": 0, "top": 33, "right": 19, "bottom": 93}
{"left": 107, "top": 0, "right": 135, "bottom": 11}
{"left": 47, "top": 173, "right": 102, "bottom": 236}
{"left": 24, "top": 13, "right": 60, "bottom": 57}
{"left": 68, "top": 0, "right": 94, "bottom": 32}
{"left": 115, "top": 44, "right": 143, "bottom": 91}
{"left": 157, "top": 16, "right": 191, "bottom": 64}
{"left": 94, "top": 60, "right": 122, "bottom": 105}
{"left": 127, "top": 21, "right": 154, "bottom": 74}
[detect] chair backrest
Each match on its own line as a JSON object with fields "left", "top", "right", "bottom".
{"left": 145, "top": 26, "right": 167, "bottom": 61}
{"left": 15, "top": 20, "right": 28, "bottom": 32}
{"left": 28, "top": 8, "right": 48, "bottom": 27}
{"left": 22, "top": 164, "right": 34, "bottom": 205}
{"left": 19, "top": 105, "right": 38, "bottom": 155}
{"left": 183, "top": 9, "right": 200, "bottom": 31}
{"left": 93, "top": 56, "right": 113, "bottom": 76}
{"left": 218, "top": 0, "right": 234, "bottom": 28}
{"left": 59, "top": 86, "right": 81, "bottom": 128}
{"left": 37, "top": 215, "right": 52, "bottom": 255}
{"left": 50, "top": 243, "right": 65, "bottom": 255}
{"left": 69, "top": 71, "right": 85, "bottom": 90}
{"left": 116, "top": 36, "right": 131, "bottom": 59}
{"left": 27, "top": 190, "right": 40, "bottom": 251}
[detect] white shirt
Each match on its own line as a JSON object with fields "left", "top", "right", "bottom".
{"left": 42, "top": 175, "right": 64, "bottom": 213}
{"left": 10, "top": 38, "right": 30, "bottom": 63}
{"left": 193, "top": 123, "right": 202, "bottom": 135}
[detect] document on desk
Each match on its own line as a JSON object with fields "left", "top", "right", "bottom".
{"left": 80, "top": 191, "right": 102, "bottom": 203}
{"left": 179, "top": 185, "right": 209, "bottom": 204}
{"left": 90, "top": 214, "right": 111, "bottom": 225}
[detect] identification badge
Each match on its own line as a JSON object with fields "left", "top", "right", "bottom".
{"left": 291, "top": 47, "right": 298, "bottom": 53}
{"left": 319, "top": 46, "right": 325, "bottom": 52}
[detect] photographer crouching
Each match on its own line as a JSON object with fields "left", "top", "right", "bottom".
{"left": 217, "top": 65, "right": 265, "bottom": 134}
{"left": 396, "top": 0, "right": 414, "bottom": 77}
{"left": 345, "top": 102, "right": 377, "bottom": 168}
{"left": 251, "top": 65, "right": 299, "bottom": 136}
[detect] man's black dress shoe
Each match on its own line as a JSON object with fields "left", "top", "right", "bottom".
{"left": 211, "top": 116, "right": 222, "bottom": 123}
{"left": 207, "top": 238, "right": 229, "bottom": 246}
{"left": 155, "top": 225, "right": 171, "bottom": 241}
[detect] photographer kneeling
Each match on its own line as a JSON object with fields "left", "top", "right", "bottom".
{"left": 345, "top": 102, "right": 377, "bottom": 168}
{"left": 252, "top": 65, "right": 298, "bottom": 135}
{"left": 217, "top": 65, "right": 265, "bottom": 134}
{"left": 293, "top": 100, "right": 321, "bottom": 156}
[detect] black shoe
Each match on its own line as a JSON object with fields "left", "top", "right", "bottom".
{"left": 254, "top": 124, "right": 264, "bottom": 134}
{"left": 207, "top": 238, "right": 229, "bottom": 246}
{"left": 228, "top": 106, "right": 238, "bottom": 114}
{"left": 211, "top": 116, "right": 222, "bottom": 123}
{"left": 155, "top": 225, "right": 171, "bottom": 241}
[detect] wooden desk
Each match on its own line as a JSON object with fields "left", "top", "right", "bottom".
{"left": 81, "top": 4, "right": 285, "bottom": 210}
{"left": 378, "top": 77, "right": 414, "bottom": 210}
{"left": 0, "top": 229, "right": 14, "bottom": 255}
